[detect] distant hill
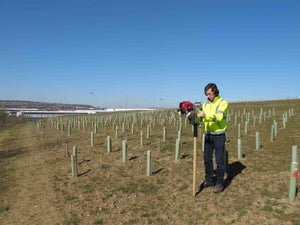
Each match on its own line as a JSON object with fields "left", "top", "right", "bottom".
{"left": 0, "top": 100, "right": 99, "bottom": 111}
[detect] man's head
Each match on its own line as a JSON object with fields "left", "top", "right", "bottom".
{"left": 204, "top": 83, "right": 219, "bottom": 101}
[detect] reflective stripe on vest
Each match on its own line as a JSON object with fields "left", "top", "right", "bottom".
{"left": 215, "top": 99, "right": 224, "bottom": 114}
{"left": 215, "top": 99, "right": 226, "bottom": 121}
{"left": 205, "top": 129, "right": 227, "bottom": 135}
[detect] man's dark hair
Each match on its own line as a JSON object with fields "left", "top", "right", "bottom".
{"left": 204, "top": 83, "right": 219, "bottom": 96}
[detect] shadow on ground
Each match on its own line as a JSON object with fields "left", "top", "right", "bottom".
{"left": 224, "top": 161, "right": 246, "bottom": 189}
{"left": 196, "top": 161, "right": 246, "bottom": 194}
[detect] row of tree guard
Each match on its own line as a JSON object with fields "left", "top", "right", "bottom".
{"left": 38, "top": 105, "right": 297, "bottom": 202}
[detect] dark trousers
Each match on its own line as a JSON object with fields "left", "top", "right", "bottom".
{"left": 204, "top": 133, "right": 226, "bottom": 186}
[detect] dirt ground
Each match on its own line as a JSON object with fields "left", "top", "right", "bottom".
{"left": 1, "top": 99, "right": 300, "bottom": 225}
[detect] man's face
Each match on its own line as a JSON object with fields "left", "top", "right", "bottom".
{"left": 205, "top": 88, "right": 215, "bottom": 101}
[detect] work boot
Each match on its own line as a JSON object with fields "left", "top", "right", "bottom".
{"left": 213, "top": 185, "right": 224, "bottom": 193}
{"left": 198, "top": 182, "right": 214, "bottom": 189}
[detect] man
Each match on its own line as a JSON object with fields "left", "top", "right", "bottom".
{"left": 198, "top": 83, "right": 228, "bottom": 193}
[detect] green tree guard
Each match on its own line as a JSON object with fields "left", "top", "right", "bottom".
{"left": 140, "top": 130, "right": 144, "bottom": 146}
{"left": 115, "top": 126, "right": 118, "bottom": 138}
{"left": 73, "top": 145, "right": 77, "bottom": 158}
{"left": 292, "top": 146, "right": 297, "bottom": 163}
{"left": 107, "top": 136, "right": 111, "bottom": 153}
{"left": 147, "top": 151, "right": 152, "bottom": 176}
{"left": 289, "top": 162, "right": 298, "bottom": 203}
{"left": 91, "top": 131, "right": 94, "bottom": 146}
{"left": 234, "top": 113, "right": 237, "bottom": 125}
{"left": 270, "top": 124, "right": 274, "bottom": 142}
{"left": 244, "top": 121, "right": 248, "bottom": 134}
{"left": 68, "top": 125, "right": 71, "bottom": 135}
{"left": 237, "top": 139, "right": 242, "bottom": 159}
{"left": 122, "top": 140, "right": 127, "bottom": 162}
{"left": 256, "top": 132, "right": 260, "bottom": 150}
{"left": 147, "top": 125, "right": 150, "bottom": 138}
{"left": 253, "top": 116, "right": 256, "bottom": 127}
{"left": 227, "top": 112, "right": 231, "bottom": 122}
{"left": 163, "top": 127, "right": 167, "bottom": 142}
{"left": 175, "top": 139, "right": 180, "bottom": 161}
{"left": 71, "top": 155, "right": 75, "bottom": 178}
{"left": 72, "top": 145, "right": 78, "bottom": 177}
{"left": 238, "top": 123, "right": 241, "bottom": 138}
{"left": 178, "top": 130, "right": 181, "bottom": 141}
{"left": 259, "top": 113, "right": 262, "bottom": 124}
{"left": 141, "top": 117, "right": 144, "bottom": 127}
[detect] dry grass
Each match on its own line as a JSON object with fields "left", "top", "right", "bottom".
{"left": 0, "top": 99, "right": 300, "bottom": 225}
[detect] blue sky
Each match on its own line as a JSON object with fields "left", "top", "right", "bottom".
{"left": 0, "top": 0, "right": 299, "bottom": 108}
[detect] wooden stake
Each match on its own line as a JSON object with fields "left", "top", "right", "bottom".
{"left": 65, "top": 142, "right": 68, "bottom": 157}
{"left": 147, "top": 151, "right": 152, "bottom": 176}
{"left": 157, "top": 137, "right": 160, "bottom": 152}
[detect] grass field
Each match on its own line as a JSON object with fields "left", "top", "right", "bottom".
{"left": 0, "top": 99, "right": 300, "bottom": 225}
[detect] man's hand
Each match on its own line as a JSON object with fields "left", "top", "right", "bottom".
{"left": 198, "top": 111, "right": 206, "bottom": 118}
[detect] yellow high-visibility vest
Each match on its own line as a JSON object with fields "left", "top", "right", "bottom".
{"left": 199, "top": 96, "right": 228, "bottom": 134}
